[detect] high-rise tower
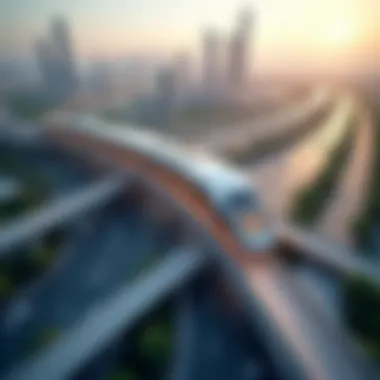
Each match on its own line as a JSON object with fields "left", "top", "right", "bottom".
{"left": 202, "top": 28, "right": 223, "bottom": 96}
{"left": 227, "top": 7, "right": 254, "bottom": 92}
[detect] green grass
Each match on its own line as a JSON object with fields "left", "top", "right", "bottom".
{"left": 0, "top": 153, "right": 65, "bottom": 299}
{"left": 351, "top": 117, "right": 380, "bottom": 254}
{"left": 108, "top": 370, "right": 139, "bottom": 380}
{"left": 32, "top": 244, "right": 59, "bottom": 269}
{"left": 5, "top": 89, "right": 54, "bottom": 121}
{"left": 358, "top": 339, "right": 380, "bottom": 363}
{"left": 27, "top": 327, "right": 61, "bottom": 355}
{"left": 138, "top": 321, "right": 172, "bottom": 364}
{"left": 133, "top": 252, "right": 162, "bottom": 279}
{"left": 342, "top": 274, "right": 380, "bottom": 363}
{"left": 109, "top": 302, "right": 174, "bottom": 379}
{"left": 0, "top": 152, "right": 51, "bottom": 222}
{"left": 0, "top": 231, "right": 65, "bottom": 301}
{"left": 290, "top": 117, "right": 356, "bottom": 225}
{"left": 0, "top": 273, "right": 14, "bottom": 298}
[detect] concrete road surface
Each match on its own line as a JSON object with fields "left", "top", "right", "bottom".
{"left": 245, "top": 261, "right": 377, "bottom": 380}
{"left": 0, "top": 202, "right": 168, "bottom": 376}
{"left": 248, "top": 94, "right": 355, "bottom": 221}
{"left": 171, "top": 278, "right": 269, "bottom": 380}
{"left": 317, "top": 105, "right": 373, "bottom": 245}
{"left": 187, "top": 86, "right": 330, "bottom": 153}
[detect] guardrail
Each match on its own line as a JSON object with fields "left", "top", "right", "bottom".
{"left": 277, "top": 223, "right": 379, "bottom": 282}
{"left": 54, "top": 149, "right": 352, "bottom": 380}
{"left": 0, "top": 175, "right": 126, "bottom": 257}
{"left": 4, "top": 247, "right": 206, "bottom": 380}
{"left": 3, "top": 125, "right": 376, "bottom": 380}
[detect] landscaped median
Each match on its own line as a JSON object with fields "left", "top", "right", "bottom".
{"left": 351, "top": 117, "right": 380, "bottom": 254}
{"left": 290, "top": 116, "right": 357, "bottom": 225}
{"left": 106, "top": 301, "right": 174, "bottom": 380}
{"left": 0, "top": 151, "right": 65, "bottom": 303}
{"left": 343, "top": 274, "right": 380, "bottom": 364}
{"left": 224, "top": 101, "right": 333, "bottom": 165}
{"left": 0, "top": 230, "right": 66, "bottom": 302}
{"left": 0, "top": 151, "right": 50, "bottom": 223}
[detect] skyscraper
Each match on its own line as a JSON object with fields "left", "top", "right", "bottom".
{"left": 201, "top": 28, "right": 224, "bottom": 97}
{"left": 50, "top": 16, "right": 79, "bottom": 98}
{"left": 173, "top": 52, "right": 193, "bottom": 105}
{"left": 154, "top": 64, "right": 179, "bottom": 128}
{"left": 227, "top": 7, "right": 254, "bottom": 93}
{"left": 35, "top": 39, "right": 58, "bottom": 98}
{"left": 35, "top": 16, "right": 78, "bottom": 102}
{"left": 88, "top": 61, "right": 112, "bottom": 93}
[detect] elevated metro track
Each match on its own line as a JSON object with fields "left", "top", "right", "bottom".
{"left": 47, "top": 124, "right": 374, "bottom": 280}
{"left": 1, "top": 103, "right": 376, "bottom": 379}
{"left": 47, "top": 127, "right": 257, "bottom": 264}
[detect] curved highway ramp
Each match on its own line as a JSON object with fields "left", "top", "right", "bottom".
{"left": 1, "top": 93, "right": 378, "bottom": 380}
{"left": 3, "top": 245, "right": 378, "bottom": 380}
{"left": 0, "top": 175, "right": 127, "bottom": 257}
{"left": 4, "top": 247, "right": 206, "bottom": 380}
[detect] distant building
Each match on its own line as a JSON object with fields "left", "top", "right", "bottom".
{"left": 201, "top": 28, "right": 224, "bottom": 98}
{"left": 35, "top": 39, "right": 57, "bottom": 97}
{"left": 50, "top": 17, "right": 79, "bottom": 97}
{"left": 227, "top": 7, "right": 254, "bottom": 93}
{"left": 154, "top": 65, "right": 179, "bottom": 128}
{"left": 87, "top": 61, "right": 112, "bottom": 93}
{"left": 0, "top": 61, "right": 23, "bottom": 91}
{"left": 173, "top": 52, "right": 193, "bottom": 106}
{"left": 35, "top": 16, "right": 79, "bottom": 102}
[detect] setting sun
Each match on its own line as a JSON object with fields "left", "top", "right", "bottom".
{"left": 323, "top": 21, "right": 356, "bottom": 48}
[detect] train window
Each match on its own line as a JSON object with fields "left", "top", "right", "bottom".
{"left": 226, "top": 190, "right": 258, "bottom": 212}
{"left": 223, "top": 190, "right": 265, "bottom": 234}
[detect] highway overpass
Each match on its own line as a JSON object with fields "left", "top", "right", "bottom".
{"left": 4, "top": 247, "right": 207, "bottom": 380}
{"left": 0, "top": 175, "right": 127, "bottom": 256}
{"left": 187, "top": 86, "right": 331, "bottom": 155}
{"left": 278, "top": 223, "right": 379, "bottom": 281}
{"left": 0, "top": 105, "right": 377, "bottom": 379}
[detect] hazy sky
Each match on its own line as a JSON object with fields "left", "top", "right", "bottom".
{"left": 0, "top": 0, "right": 378, "bottom": 74}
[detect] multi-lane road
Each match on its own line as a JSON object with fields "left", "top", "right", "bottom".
{"left": 185, "top": 86, "right": 330, "bottom": 154}
{"left": 171, "top": 276, "right": 272, "bottom": 380}
{"left": 316, "top": 105, "right": 373, "bottom": 244}
{"left": 1, "top": 144, "right": 93, "bottom": 199}
{"left": 246, "top": 261, "right": 376, "bottom": 380}
{"left": 247, "top": 93, "right": 354, "bottom": 220}
{"left": 0, "top": 87, "right": 376, "bottom": 379}
{"left": 0, "top": 149, "right": 183, "bottom": 376}
{"left": 241, "top": 92, "right": 373, "bottom": 249}
{"left": 42, "top": 96, "right": 377, "bottom": 378}
{"left": 0, "top": 199, "right": 174, "bottom": 375}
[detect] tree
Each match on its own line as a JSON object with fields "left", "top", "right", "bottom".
{"left": 343, "top": 274, "right": 380, "bottom": 360}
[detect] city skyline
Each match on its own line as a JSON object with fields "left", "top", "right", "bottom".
{"left": 1, "top": 0, "right": 377, "bottom": 77}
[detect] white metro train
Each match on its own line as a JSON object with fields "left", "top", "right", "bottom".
{"left": 43, "top": 112, "right": 275, "bottom": 254}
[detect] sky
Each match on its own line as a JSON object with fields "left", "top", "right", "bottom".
{"left": 0, "top": 0, "right": 378, "bottom": 75}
